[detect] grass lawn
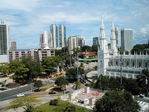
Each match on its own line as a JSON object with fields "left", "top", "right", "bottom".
{"left": 40, "top": 84, "right": 54, "bottom": 91}
{"left": 8, "top": 96, "right": 39, "bottom": 109}
{"left": 34, "top": 100, "right": 90, "bottom": 112}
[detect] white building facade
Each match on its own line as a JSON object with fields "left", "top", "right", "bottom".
{"left": 68, "top": 36, "right": 85, "bottom": 54}
{"left": 9, "top": 49, "right": 55, "bottom": 62}
{"left": 98, "top": 18, "right": 149, "bottom": 79}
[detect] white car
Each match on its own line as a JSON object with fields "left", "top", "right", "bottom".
{"left": 17, "top": 93, "right": 25, "bottom": 97}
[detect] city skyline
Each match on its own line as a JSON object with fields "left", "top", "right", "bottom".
{"left": 0, "top": 0, "right": 149, "bottom": 49}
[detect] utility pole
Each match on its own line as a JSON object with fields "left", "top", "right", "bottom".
{"left": 76, "top": 51, "right": 79, "bottom": 81}
{"left": 69, "top": 53, "right": 72, "bottom": 67}
{"left": 120, "top": 53, "right": 123, "bottom": 86}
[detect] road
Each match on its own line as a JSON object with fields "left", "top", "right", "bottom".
{"left": 0, "top": 90, "right": 61, "bottom": 112}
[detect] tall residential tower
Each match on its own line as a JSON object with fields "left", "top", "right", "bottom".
{"left": 0, "top": 21, "right": 9, "bottom": 63}
{"left": 121, "top": 29, "right": 133, "bottom": 51}
{"left": 59, "top": 24, "right": 66, "bottom": 48}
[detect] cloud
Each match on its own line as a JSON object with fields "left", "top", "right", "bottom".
{"left": 0, "top": 0, "right": 149, "bottom": 48}
{"left": 0, "top": 0, "right": 40, "bottom": 12}
{"left": 140, "top": 24, "right": 149, "bottom": 36}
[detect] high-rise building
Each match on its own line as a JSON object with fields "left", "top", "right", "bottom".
{"left": 59, "top": 24, "right": 66, "bottom": 48}
{"left": 10, "top": 41, "right": 17, "bottom": 51}
{"left": 93, "top": 37, "right": 98, "bottom": 45}
{"left": 40, "top": 31, "right": 49, "bottom": 49}
{"left": 68, "top": 35, "right": 85, "bottom": 54}
{"left": 40, "top": 24, "right": 66, "bottom": 49}
{"left": 121, "top": 29, "right": 133, "bottom": 51}
{"left": 115, "top": 27, "right": 120, "bottom": 47}
{"left": 50, "top": 24, "right": 66, "bottom": 49}
{"left": 0, "top": 21, "right": 9, "bottom": 63}
{"left": 50, "top": 24, "right": 58, "bottom": 49}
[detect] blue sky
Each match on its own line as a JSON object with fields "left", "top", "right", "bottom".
{"left": 0, "top": 0, "right": 149, "bottom": 49}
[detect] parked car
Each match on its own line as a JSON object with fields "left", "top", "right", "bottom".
{"left": 137, "top": 94, "right": 145, "bottom": 98}
{"left": 17, "top": 93, "right": 25, "bottom": 97}
{"left": 49, "top": 91, "right": 57, "bottom": 94}
{"left": 78, "top": 100, "right": 84, "bottom": 104}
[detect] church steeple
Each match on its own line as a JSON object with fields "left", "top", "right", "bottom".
{"left": 111, "top": 22, "right": 117, "bottom": 55}
{"left": 99, "top": 17, "right": 108, "bottom": 52}
{"left": 98, "top": 17, "right": 109, "bottom": 76}
{"left": 100, "top": 17, "right": 106, "bottom": 39}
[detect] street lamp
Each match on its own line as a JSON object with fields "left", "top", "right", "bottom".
{"left": 145, "top": 77, "right": 148, "bottom": 96}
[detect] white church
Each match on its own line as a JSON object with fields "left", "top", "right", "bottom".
{"left": 98, "top": 18, "right": 149, "bottom": 79}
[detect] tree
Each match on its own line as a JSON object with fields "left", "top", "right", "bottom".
{"left": 93, "top": 90, "right": 140, "bottom": 112}
{"left": 21, "top": 56, "right": 42, "bottom": 78}
{"left": 65, "top": 68, "right": 78, "bottom": 83}
{"left": 55, "top": 77, "right": 68, "bottom": 89}
{"left": 49, "top": 99, "right": 58, "bottom": 106}
{"left": 12, "top": 64, "right": 29, "bottom": 83}
{"left": 123, "top": 78, "right": 140, "bottom": 95}
{"left": 131, "top": 43, "right": 149, "bottom": 54}
{"left": 136, "top": 69, "right": 149, "bottom": 96}
{"left": 63, "top": 105, "right": 76, "bottom": 112}
{"left": 9, "top": 57, "right": 42, "bottom": 82}
{"left": 74, "top": 80, "right": 81, "bottom": 90}
{"left": 0, "top": 64, "right": 10, "bottom": 75}
{"left": 23, "top": 104, "right": 34, "bottom": 112}
{"left": 92, "top": 45, "right": 98, "bottom": 52}
{"left": 42, "top": 56, "right": 62, "bottom": 70}
{"left": 81, "top": 45, "right": 92, "bottom": 52}
{"left": 9, "top": 59, "right": 23, "bottom": 73}
{"left": 34, "top": 80, "right": 42, "bottom": 90}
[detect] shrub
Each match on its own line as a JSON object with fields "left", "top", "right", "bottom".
{"left": 49, "top": 99, "right": 58, "bottom": 106}
{"left": 62, "top": 105, "right": 76, "bottom": 112}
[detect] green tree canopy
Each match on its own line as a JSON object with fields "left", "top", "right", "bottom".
{"left": 9, "top": 59, "right": 23, "bottom": 73}
{"left": 0, "top": 63, "right": 10, "bottom": 75}
{"left": 55, "top": 77, "right": 68, "bottom": 89}
{"left": 131, "top": 43, "right": 149, "bottom": 54}
{"left": 91, "top": 45, "right": 98, "bottom": 52}
{"left": 21, "top": 56, "right": 42, "bottom": 77}
{"left": 62, "top": 105, "right": 76, "bottom": 112}
{"left": 42, "top": 56, "right": 62, "bottom": 70}
{"left": 136, "top": 69, "right": 149, "bottom": 96}
{"left": 94, "top": 90, "right": 140, "bottom": 112}
{"left": 81, "top": 45, "right": 92, "bottom": 52}
{"left": 12, "top": 64, "right": 29, "bottom": 83}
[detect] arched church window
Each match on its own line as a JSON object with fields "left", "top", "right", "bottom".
{"left": 111, "top": 61, "right": 113, "bottom": 66}
{"left": 126, "top": 61, "right": 129, "bottom": 66}
{"left": 116, "top": 61, "right": 118, "bottom": 66}
{"left": 145, "top": 62, "right": 148, "bottom": 68}
{"left": 139, "top": 62, "right": 142, "bottom": 67}
{"left": 132, "top": 62, "right": 135, "bottom": 67}
{"left": 108, "top": 62, "right": 110, "bottom": 66}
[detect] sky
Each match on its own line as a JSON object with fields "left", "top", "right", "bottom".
{"left": 0, "top": 0, "right": 149, "bottom": 49}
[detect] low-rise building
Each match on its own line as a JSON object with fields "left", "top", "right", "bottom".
{"left": 9, "top": 48, "right": 55, "bottom": 61}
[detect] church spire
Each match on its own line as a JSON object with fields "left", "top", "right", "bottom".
{"left": 111, "top": 22, "right": 117, "bottom": 55}
{"left": 111, "top": 22, "right": 116, "bottom": 39}
{"left": 100, "top": 17, "right": 106, "bottom": 39}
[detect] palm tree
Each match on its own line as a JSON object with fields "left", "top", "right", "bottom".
{"left": 136, "top": 69, "right": 149, "bottom": 96}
